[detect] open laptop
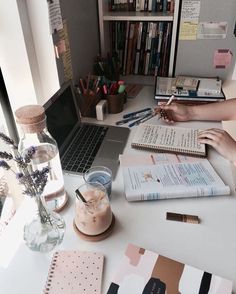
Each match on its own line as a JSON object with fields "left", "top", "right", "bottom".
{"left": 43, "top": 81, "right": 130, "bottom": 178}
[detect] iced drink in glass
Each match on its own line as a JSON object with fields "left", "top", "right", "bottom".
{"left": 75, "top": 182, "right": 112, "bottom": 235}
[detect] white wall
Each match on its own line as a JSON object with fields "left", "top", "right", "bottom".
{"left": 0, "top": 0, "right": 59, "bottom": 118}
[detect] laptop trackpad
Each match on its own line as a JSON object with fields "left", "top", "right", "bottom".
{"left": 96, "top": 141, "right": 124, "bottom": 159}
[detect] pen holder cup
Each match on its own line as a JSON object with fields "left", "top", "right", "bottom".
{"left": 105, "top": 92, "right": 126, "bottom": 114}
{"left": 78, "top": 93, "right": 100, "bottom": 118}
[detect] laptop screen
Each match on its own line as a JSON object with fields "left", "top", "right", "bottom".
{"left": 44, "top": 82, "right": 79, "bottom": 149}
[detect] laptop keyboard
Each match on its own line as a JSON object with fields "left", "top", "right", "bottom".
{"left": 61, "top": 124, "right": 108, "bottom": 173}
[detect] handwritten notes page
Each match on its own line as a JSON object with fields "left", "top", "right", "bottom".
{"left": 131, "top": 124, "right": 206, "bottom": 156}
{"left": 122, "top": 159, "right": 230, "bottom": 201}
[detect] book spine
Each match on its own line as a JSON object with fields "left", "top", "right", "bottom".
{"left": 122, "top": 21, "right": 130, "bottom": 75}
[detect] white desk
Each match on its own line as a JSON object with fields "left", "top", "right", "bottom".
{"left": 1, "top": 86, "right": 236, "bottom": 293}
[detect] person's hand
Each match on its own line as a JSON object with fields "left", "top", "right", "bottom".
{"left": 198, "top": 128, "right": 236, "bottom": 162}
{"left": 154, "top": 103, "right": 191, "bottom": 123}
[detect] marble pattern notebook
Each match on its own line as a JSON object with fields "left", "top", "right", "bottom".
{"left": 44, "top": 250, "right": 104, "bottom": 294}
{"left": 107, "top": 244, "right": 232, "bottom": 294}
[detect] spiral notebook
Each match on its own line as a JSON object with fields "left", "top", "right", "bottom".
{"left": 131, "top": 124, "right": 206, "bottom": 157}
{"left": 43, "top": 250, "right": 104, "bottom": 294}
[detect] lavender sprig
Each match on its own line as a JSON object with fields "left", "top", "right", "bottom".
{"left": 0, "top": 132, "right": 18, "bottom": 149}
{"left": 0, "top": 133, "right": 50, "bottom": 198}
{"left": 0, "top": 151, "right": 13, "bottom": 160}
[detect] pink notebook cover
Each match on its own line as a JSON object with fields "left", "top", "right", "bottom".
{"left": 44, "top": 250, "right": 104, "bottom": 294}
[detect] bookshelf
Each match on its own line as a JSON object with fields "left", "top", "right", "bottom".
{"left": 98, "top": 0, "right": 181, "bottom": 83}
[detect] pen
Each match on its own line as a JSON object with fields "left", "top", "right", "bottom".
{"left": 139, "top": 113, "right": 155, "bottom": 124}
{"left": 123, "top": 108, "right": 152, "bottom": 118}
{"left": 166, "top": 212, "right": 200, "bottom": 224}
{"left": 128, "top": 113, "right": 150, "bottom": 127}
{"left": 116, "top": 110, "right": 153, "bottom": 125}
{"left": 115, "top": 116, "right": 141, "bottom": 125}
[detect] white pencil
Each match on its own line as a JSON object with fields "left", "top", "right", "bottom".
{"left": 166, "top": 94, "right": 175, "bottom": 106}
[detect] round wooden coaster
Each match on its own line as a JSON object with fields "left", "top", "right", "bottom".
{"left": 45, "top": 192, "right": 69, "bottom": 213}
{"left": 73, "top": 214, "right": 115, "bottom": 242}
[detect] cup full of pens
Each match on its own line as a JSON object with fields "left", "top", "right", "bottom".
{"left": 102, "top": 80, "right": 127, "bottom": 114}
{"left": 77, "top": 74, "right": 101, "bottom": 118}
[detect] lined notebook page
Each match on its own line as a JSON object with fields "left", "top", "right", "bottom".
{"left": 44, "top": 250, "right": 104, "bottom": 294}
{"left": 131, "top": 124, "right": 206, "bottom": 156}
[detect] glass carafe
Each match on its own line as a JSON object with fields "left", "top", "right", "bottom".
{"left": 15, "top": 105, "right": 68, "bottom": 211}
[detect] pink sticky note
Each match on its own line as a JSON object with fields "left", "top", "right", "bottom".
{"left": 214, "top": 49, "right": 233, "bottom": 68}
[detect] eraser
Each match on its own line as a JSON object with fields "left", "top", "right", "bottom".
{"left": 96, "top": 100, "right": 108, "bottom": 121}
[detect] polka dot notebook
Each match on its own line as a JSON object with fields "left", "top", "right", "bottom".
{"left": 44, "top": 250, "right": 104, "bottom": 294}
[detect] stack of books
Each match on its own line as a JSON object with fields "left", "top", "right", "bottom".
{"left": 154, "top": 76, "right": 225, "bottom": 104}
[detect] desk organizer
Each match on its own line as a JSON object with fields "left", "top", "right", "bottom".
{"left": 106, "top": 91, "right": 126, "bottom": 114}
{"left": 78, "top": 93, "right": 100, "bottom": 118}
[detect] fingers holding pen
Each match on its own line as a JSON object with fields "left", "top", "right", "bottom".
{"left": 156, "top": 103, "right": 188, "bottom": 123}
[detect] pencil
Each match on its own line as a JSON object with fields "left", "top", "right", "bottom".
{"left": 166, "top": 94, "right": 175, "bottom": 106}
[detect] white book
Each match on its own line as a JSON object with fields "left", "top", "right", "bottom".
{"left": 198, "top": 78, "right": 222, "bottom": 95}
{"left": 144, "top": 52, "right": 150, "bottom": 75}
{"left": 140, "top": 0, "right": 145, "bottom": 10}
{"left": 148, "top": 0, "right": 153, "bottom": 11}
{"left": 136, "top": 22, "right": 143, "bottom": 50}
{"left": 122, "top": 159, "right": 230, "bottom": 201}
{"left": 136, "top": 0, "right": 141, "bottom": 11}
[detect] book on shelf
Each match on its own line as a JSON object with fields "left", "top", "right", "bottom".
{"left": 110, "top": 21, "right": 172, "bottom": 76}
{"left": 107, "top": 243, "right": 233, "bottom": 293}
{"left": 155, "top": 76, "right": 225, "bottom": 103}
{"left": 44, "top": 250, "right": 104, "bottom": 294}
{"left": 131, "top": 124, "right": 207, "bottom": 157}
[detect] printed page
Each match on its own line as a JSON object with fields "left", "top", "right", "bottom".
{"left": 123, "top": 160, "right": 230, "bottom": 201}
{"left": 132, "top": 124, "right": 205, "bottom": 154}
{"left": 119, "top": 153, "right": 202, "bottom": 167}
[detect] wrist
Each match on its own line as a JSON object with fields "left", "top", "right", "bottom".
{"left": 187, "top": 105, "right": 198, "bottom": 121}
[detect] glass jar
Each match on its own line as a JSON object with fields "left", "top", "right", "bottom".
{"left": 74, "top": 182, "right": 113, "bottom": 237}
{"left": 15, "top": 105, "right": 68, "bottom": 211}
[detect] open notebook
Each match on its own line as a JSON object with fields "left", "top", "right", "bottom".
{"left": 131, "top": 124, "right": 206, "bottom": 157}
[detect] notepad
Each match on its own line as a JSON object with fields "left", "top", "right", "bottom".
{"left": 131, "top": 124, "right": 206, "bottom": 157}
{"left": 107, "top": 243, "right": 233, "bottom": 293}
{"left": 43, "top": 250, "right": 104, "bottom": 294}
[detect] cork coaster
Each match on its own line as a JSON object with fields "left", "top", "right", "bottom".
{"left": 73, "top": 214, "right": 115, "bottom": 242}
{"left": 45, "top": 192, "right": 69, "bottom": 213}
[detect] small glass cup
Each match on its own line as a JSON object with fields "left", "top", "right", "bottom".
{"left": 74, "top": 182, "right": 113, "bottom": 236}
{"left": 83, "top": 166, "right": 112, "bottom": 199}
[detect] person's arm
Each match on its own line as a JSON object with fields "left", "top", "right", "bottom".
{"left": 156, "top": 98, "right": 236, "bottom": 122}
